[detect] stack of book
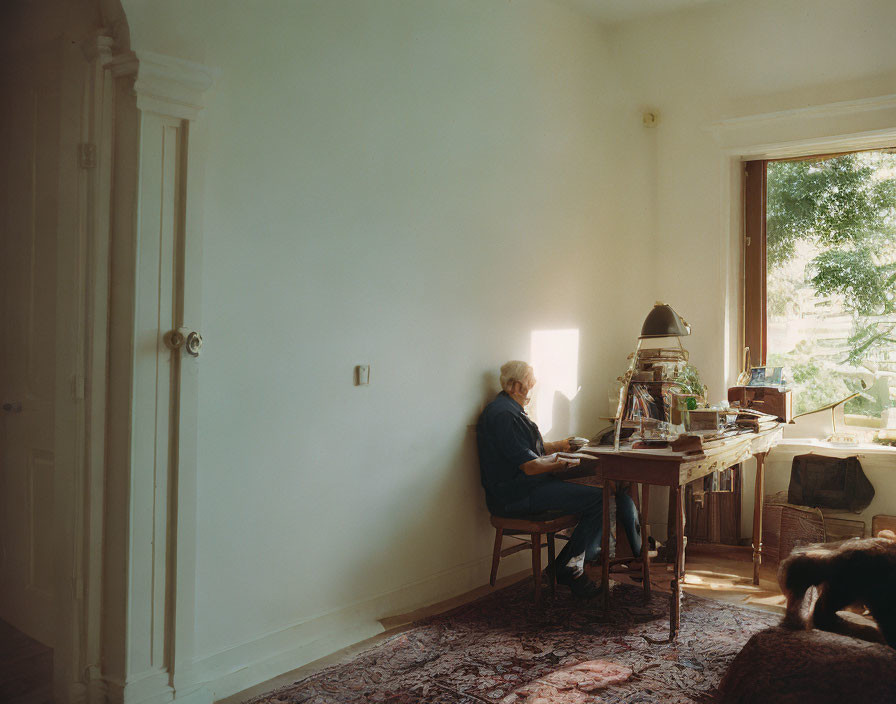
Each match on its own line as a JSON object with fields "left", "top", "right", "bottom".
{"left": 734, "top": 408, "right": 779, "bottom": 432}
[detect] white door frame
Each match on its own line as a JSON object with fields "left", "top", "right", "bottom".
{"left": 92, "top": 47, "right": 216, "bottom": 704}
{"left": 62, "top": 16, "right": 216, "bottom": 700}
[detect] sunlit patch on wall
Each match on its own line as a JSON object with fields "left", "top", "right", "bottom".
{"left": 530, "top": 329, "right": 580, "bottom": 435}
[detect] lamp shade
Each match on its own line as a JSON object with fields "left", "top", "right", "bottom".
{"left": 639, "top": 302, "right": 690, "bottom": 338}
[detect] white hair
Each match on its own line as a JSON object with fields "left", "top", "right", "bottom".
{"left": 500, "top": 360, "right": 534, "bottom": 393}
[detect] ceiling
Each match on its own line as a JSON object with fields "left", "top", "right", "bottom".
{"left": 560, "top": 0, "right": 727, "bottom": 25}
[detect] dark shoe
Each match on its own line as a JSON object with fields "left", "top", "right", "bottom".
{"left": 555, "top": 570, "right": 601, "bottom": 598}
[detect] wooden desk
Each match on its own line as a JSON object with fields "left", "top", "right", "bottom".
{"left": 580, "top": 425, "right": 782, "bottom": 639}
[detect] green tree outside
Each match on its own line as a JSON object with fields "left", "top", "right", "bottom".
{"left": 766, "top": 151, "right": 896, "bottom": 422}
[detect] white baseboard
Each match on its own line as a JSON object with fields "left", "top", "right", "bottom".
{"left": 177, "top": 551, "right": 531, "bottom": 703}
{"left": 99, "top": 668, "right": 171, "bottom": 704}
{"left": 171, "top": 687, "right": 214, "bottom": 704}
{"left": 96, "top": 671, "right": 212, "bottom": 704}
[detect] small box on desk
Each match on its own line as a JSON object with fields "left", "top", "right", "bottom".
{"left": 728, "top": 386, "right": 792, "bottom": 422}
{"left": 685, "top": 409, "right": 723, "bottom": 431}
{"left": 670, "top": 393, "right": 702, "bottom": 425}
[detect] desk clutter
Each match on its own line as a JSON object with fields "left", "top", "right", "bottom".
{"left": 597, "top": 406, "right": 780, "bottom": 455}
{"left": 728, "top": 385, "right": 792, "bottom": 422}
{"left": 608, "top": 312, "right": 787, "bottom": 455}
{"left": 618, "top": 345, "right": 692, "bottom": 425}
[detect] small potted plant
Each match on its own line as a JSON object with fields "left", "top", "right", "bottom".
{"left": 670, "top": 365, "right": 707, "bottom": 424}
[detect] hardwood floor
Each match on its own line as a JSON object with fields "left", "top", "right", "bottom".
{"left": 608, "top": 542, "right": 788, "bottom": 612}
{"left": 0, "top": 620, "right": 52, "bottom": 704}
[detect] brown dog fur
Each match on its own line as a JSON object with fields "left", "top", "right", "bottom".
{"left": 778, "top": 534, "right": 896, "bottom": 648}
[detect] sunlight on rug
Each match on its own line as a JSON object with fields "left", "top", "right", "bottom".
{"left": 247, "top": 580, "right": 780, "bottom": 703}
{"left": 504, "top": 659, "right": 633, "bottom": 703}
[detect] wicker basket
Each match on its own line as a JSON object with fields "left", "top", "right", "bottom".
{"left": 762, "top": 497, "right": 865, "bottom": 563}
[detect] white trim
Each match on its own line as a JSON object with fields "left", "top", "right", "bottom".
{"left": 774, "top": 438, "right": 896, "bottom": 456}
{"left": 703, "top": 93, "right": 896, "bottom": 160}
{"left": 47, "top": 29, "right": 104, "bottom": 704}
{"left": 100, "top": 47, "right": 216, "bottom": 704}
{"left": 171, "top": 120, "right": 203, "bottom": 691}
{"left": 108, "top": 51, "right": 218, "bottom": 120}
{"left": 79, "top": 33, "right": 117, "bottom": 703}
{"left": 172, "top": 688, "right": 213, "bottom": 704}
{"left": 728, "top": 129, "right": 896, "bottom": 161}
{"left": 708, "top": 94, "right": 896, "bottom": 131}
{"left": 107, "top": 668, "right": 172, "bottom": 704}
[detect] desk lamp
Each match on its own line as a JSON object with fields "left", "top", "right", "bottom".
{"left": 613, "top": 302, "right": 691, "bottom": 450}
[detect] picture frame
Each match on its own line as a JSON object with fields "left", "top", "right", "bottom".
{"left": 748, "top": 365, "right": 784, "bottom": 387}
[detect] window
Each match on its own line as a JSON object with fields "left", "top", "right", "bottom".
{"left": 744, "top": 150, "right": 896, "bottom": 439}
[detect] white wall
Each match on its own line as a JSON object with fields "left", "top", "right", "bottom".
{"left": 121, "top": 0, "right": 646, "bottom": 698}
{"left": 115, "top": 0, "right": 896, "bottom": 698}
{"left": 609, "top": 0, "right": 896, "bottom": 538}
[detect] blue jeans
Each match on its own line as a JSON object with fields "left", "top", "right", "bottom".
{"left": 498, "top": 479, "right": 642, "bottom": 577}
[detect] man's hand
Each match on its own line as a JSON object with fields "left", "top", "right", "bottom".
{"left": 544, "top": 437, "right": 573, "bottom": 453}
{"left": 520, "top": 452, "right": 580, "bottom": 476}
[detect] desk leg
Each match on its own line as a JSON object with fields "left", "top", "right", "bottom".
{"left": 752, "top": 451, "right": 767, "bottom": 586}
{"left": 547, "top": 533, "right": 556, "bottom": 598}
{"left": 670, "top": 486, "right": 684, "bottom": 639}
{"left": 532, "top": 532, "right": 542, "bottom": 603}
{"left": 666, "top": 489, "right": 677, "bottom": 560}
{"left": 601, "top": 481, "right": 611, "bottom": 610}
{"left": 640, "top": 484, "right": 651, "bottom": 599}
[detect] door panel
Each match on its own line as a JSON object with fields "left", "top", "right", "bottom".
{"left": 0, "top": 56, "right": 60, "bottom": 648}
{"left": 126, "top": 112, "right": 186, "bottom": 677}
{"left": 29, "top": 449, "right": 55, "bottom": 592}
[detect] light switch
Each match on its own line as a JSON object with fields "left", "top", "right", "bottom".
{"left": 355, "top": 365, "right": 370, "bottom": 386}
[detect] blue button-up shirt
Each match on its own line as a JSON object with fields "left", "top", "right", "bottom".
{"left": 476, "top": 391, "right": 551, "bottom": 512}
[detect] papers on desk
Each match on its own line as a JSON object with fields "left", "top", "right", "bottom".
{"left": 579, "top": 444, "right": 689, "bottom": 459}
{"left": 580, "top": 428, "right": 765, "bottom": 461}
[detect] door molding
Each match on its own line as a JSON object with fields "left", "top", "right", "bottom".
{"left": 66, "top": 31, "right": 119, "bottom": 704}
{"left": 95, "top": 46, "right": 215, "bottom": 704}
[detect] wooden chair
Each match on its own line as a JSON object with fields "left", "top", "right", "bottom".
{"left": 489, "top": 512, "right": 579, "bottom": 603}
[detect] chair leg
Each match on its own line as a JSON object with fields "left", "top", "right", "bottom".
{"left": 641, "top": 484, "right": 651, "bottom": 598}
{"left": 547, "top": 532, "right": 557, "bottom": 597}
{"left": 490, "top": 528, "right": 503, "bottom": 587}
{"left": 531, "top": 532, "right": 542, "bottom": 603}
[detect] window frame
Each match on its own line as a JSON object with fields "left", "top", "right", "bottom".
{"left": 743, "top": 150, "right": 896, "bottom": 432}
{"left": 743, "top": 159, "right": 767, "bottom": 366}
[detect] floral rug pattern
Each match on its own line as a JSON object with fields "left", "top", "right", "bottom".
{"left": 248, "top": 580, "right": 780, "bottom": 703}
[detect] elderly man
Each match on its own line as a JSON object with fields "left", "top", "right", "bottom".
{"left": 477, "top": 360, "right": 641, "bottom": 597}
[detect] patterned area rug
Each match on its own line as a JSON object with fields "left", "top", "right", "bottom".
{"left": 248, "top": 580, "right": 780, "bottom": 704}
